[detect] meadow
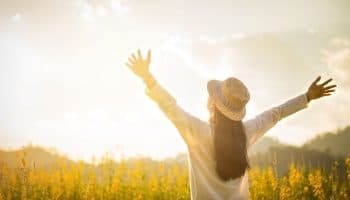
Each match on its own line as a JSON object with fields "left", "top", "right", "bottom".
{"left": 0, "top": 149, "right": 349, "bottom": 200}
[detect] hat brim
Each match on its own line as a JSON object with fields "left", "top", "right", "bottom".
{"left": 207, "top": 80, "right": 246, "bottom": 121}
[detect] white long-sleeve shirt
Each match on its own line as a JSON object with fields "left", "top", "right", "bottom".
{"left": 145, "top": 80, "right": 309, "bottom": 200}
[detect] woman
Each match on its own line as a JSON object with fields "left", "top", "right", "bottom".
{"left": 125, "top": 49, "right": 336, "bottom": 200}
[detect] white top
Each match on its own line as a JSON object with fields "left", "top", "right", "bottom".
{"left": 145, "top": 81, "right": 309, "bottom": 200}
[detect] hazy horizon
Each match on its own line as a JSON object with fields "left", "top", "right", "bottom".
{"left": 1, "top": 0, "right": 350, "bottom": 161}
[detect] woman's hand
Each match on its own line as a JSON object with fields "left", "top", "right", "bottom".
{"left": 306, "top": 76, "right": 337, "bottom": 102}
{"left": 125, "top": 49, "right": 153, "bottom": 83}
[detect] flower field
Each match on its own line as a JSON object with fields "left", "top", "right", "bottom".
{"left": 0, "top": 154, "right": 349, "bottom": 200}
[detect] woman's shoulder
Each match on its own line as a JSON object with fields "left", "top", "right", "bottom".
{"left": 188, "top": 120, "right": 212, "bottom": 149}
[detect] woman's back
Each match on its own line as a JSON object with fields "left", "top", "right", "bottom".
{"left": 185, "top": 122, "right": 249, "bottom": 200}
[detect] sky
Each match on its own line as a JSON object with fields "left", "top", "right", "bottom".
{"left": 1, "top": 0, "right": 350, "bottom": 161}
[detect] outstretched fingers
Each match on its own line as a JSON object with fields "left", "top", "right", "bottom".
{"left": 126, "top": 52, "right": 138, "bottom": 69}
{"left": 125, "top": 49, "right": 152, "bottom": 74}
{"left": 146, "top": 49, "right": 151, "bottom": 64}
{"left": 322, "top": 84, "right": 336, "bottom": 96}
{"left": 324, "top": 85, "right": 337, "bottom": 90}
{"left": 131, "top": 53, "right": 137, "bottom": 62}
{"left": 125, "top": 62, "right": 132, "bottom": 68}
{"left": 128, "top": 57, "right": 136, "bottom": 65}
{"left": 126, "top": 50, "right": 142, "bottom": 68}
{"left": 312, "top": 76, "right": 321, "bottom": 86}
{"left": 321, "top": 80, "right": 336, "bottom": 96}
{"left": 320, "top": 78, "right": 333, "bottom": 86}
{"left": 137, "top": 49, "right": 143, "bottom": 60}
{"left": 324, "top": 89, "right": 335, "bottom": 93}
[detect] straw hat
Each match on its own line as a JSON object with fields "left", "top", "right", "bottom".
{"left": 207, "top": 77, "right": 250, "bottom": 121}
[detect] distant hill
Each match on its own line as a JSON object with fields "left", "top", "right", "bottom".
{"left": 0, "top": 145, "right": 74, "bottom": 169}
{"left": 303, "top": 126, "right": 350, "bottom": 157}
{"left": 248, "top": 126, "right": 350, "bottom": 158}
{"left": 250, "top": 146, "right": 345, "bottom": 176}
{"left": 248, "top": 137, "right": 284, "bottom": 155}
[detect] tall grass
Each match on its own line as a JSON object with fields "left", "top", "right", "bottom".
{"left": 0, "top": 153, "right": 349, "bottom": 200}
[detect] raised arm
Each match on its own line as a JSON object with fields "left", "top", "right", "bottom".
{"left": 125, "top": 49, "right": 206, "bottom": 148}
{"left": 244, "top": 76, "right": 336, "bottom": 147}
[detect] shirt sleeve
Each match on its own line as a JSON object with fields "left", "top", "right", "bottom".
{"left": 243, "top": 94, "right": 309, "bottom": 148}
{"left": 145, "top": 80, "right": 207, "bottom": 148}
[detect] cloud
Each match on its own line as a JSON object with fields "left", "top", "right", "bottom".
{"left": 161, "top": 33, "right": 312, "bottom": 104}
{"left": 79, "top": 1, "right": 96, "bottom": 22}
{"left": 330, "top": 37, "right": 350, "bottom": 48}
{"left": 311, "top": 37, "right": 350, "bottom": 131}
{"left": 12, "top": 13, "right": 21, "bottom": 22}
{"left": 76, "top": 0, "right": 130, "bottom": 22}
{"left": 325, "top": 41, "right": 350, "bottom": 85}
{"left": 110, "top": 0, "right": 130, "bottom": 15}
{"left": 158, "top": 33, "right": 350, "bottom": 146}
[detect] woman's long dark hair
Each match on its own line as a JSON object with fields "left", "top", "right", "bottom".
{"left": 213, "top": 106, "right": 250, "bottom": 181}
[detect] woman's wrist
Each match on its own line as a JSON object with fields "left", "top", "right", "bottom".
{"left": 143, "top": 72, "right": 156, "bottom": 88}
{"left": 305, "top": 92, "right": 311, "bottom": 102}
